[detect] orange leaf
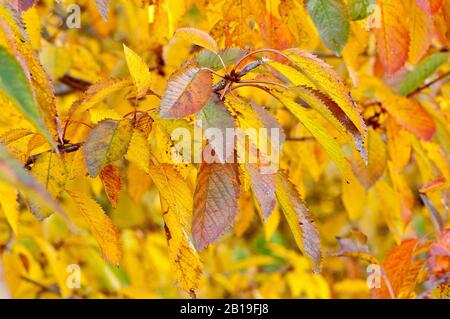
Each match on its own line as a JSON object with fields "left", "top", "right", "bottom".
{"left": 100, "top": 164, "right": 121, "bottom": 208}
{"left": 408, "top": 0, "right": 433, "bottom": 64}
{"left": 376, "top": 0, "right": 410, "bottom": 75}
{"left": 373, "top": 238, "right": 420, "bottom": 298}
{"left": 382, "top": 96, "right": 435, "bottom": 140}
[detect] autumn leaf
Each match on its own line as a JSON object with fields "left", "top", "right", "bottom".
{"left": 245, "top": 163, "right": 276, "bottom": 221}
{"left": 160, "top": 63, "right": 212, "bottom": 118}
{"left": 100, "top": 164, "right": 121, "bottom": 208}
{"left": 331, "top": 230, "right": 378, "bottom": 264}
{"left": 125, "top": 129, "right": 150, "bottom": 173}
{"left": 283, "top": 49, "right": 366, "bottom": 135}
{"left": 373, "top": 238, "right": 421, "bottom": 298}
{"left": 306, "top": 0, "right": 350, "bottom": 55}
{"left": 67, "top": 189, "right": 122, "bottom": 266}
{"left": 192, "top": 163, "right": 240, "bottom": 250}
{"left": 275, "top": 172, "right": 321, "bottom": 273}
{"left": 348, "top": 0, "right": 377, "bottom": 20}
{"left": 196, "top": 48, "right": 246, "bottom": 70}
{"left": 148, "top": 164, "right": 193, "bottom": 232}
{"left": 29, "top": 152, "right": 67, "bottom": 219}
{"left": 381, "top": 96, "right": 436, "bottom": 141}
{"left": 273, "top": 90, "right": 351, "bottom": 176}
{"left": 174, "top": 27, "right": 218, "bottom": 53}
{"left": 162, "top": 202, "right": 202, "bottom": 293}
{"left": 0, "top": 47, "right": 56, "bottom": 149}
{"left": 376, "top": 0, "right": 410, "bottom": 75}
{"left": 9, "top": 0, "right": 36, "bottom": 13}
{"left": 351, "top": 128, "right": 387, "bottom": 189}
{"left": 83, "top": 119, "right": 134, "bottom": 177}
{"left": 0, "top": 144, "right": 66, "bottom": 221}
{"left": 398, "top": 52, "right": 449, "bottom": 96}
{"left": 0, "top": 181, "right": 19, "bottom": 234}
{"left": 407, "top": 0, "right": 433, "bottom": 65}
{"left": 416, "top": 0, "right": 444, "bottom": 15}
{"left": 197, "top": 96, "right": 235, "bottom": 163}
{"left": 123, "top": 44, "right": 153, "bottom": 98}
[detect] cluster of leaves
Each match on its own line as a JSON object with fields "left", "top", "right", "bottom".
{"left": 0, "top": 0, "right": 449, "bottom": 299}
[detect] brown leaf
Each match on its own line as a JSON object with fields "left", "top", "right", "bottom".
{"left": 331, "top": 230, "right": 378, "bottom": 264}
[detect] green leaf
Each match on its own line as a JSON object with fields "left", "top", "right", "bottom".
{"left": 0, "top": 47, "right": 56, "bottom": 149}
{"left": 196, "top": 48, "right": 247, "bottom": 70}
{"left": 398, "top": 52, "right": 449, "bottom": 96}
{"left": 306, "top": 0, "right": 350, "bottom": 55}
{"left": 348, "top": 0, "right": 376, "bottom": 21}
{"left": 83, "top": 119, "right": 134, "bottom": 177}
{"left": 197, "top": 96, "right": 235, "bottom": 163}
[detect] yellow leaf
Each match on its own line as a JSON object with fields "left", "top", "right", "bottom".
{"left": 69, "top": 79, "right": 132, "bottom": 117}
{"left": 0, "top": 181, "right": 19, "bottom": 234}
{"left": 67, "top": 189, "right": 122, "bottom": 265}
{"left": 162, "top": 203, "right": 202, "bottom": 293}
{"left": 148, "top": 164, "right": 193, "bottom": 232}
{"left": 22, "top": 7, "right": 41, "bottom": 51}
{"left": 123, "top": 44, "right": 153, "bottom": 98}
{"left": 125, "top": 129, "right": 150, "bottom": 173}
{"left": 89, "top": 107, "right": 122, "bottom": 124}
{"left": 375, "top": 180, "right": 404, "bottom": 243}
{"left": 34, "top": 237, "right": 72, "bottom": 298}
{"left": 273, "top": 91, "right": 351, "bottom": 176}
{"left": 127, "top": 163, "right": 152, "bottom": 203}
{"left": 284, "top": 49, "right": 366, "bottom": 135}
{"left": 407, "top": 0, "right": 433, "bottom": 64}
{"left": 174, "top": 27, "right": 218, "bottom": 53}
{"left": 275, "top": 172, "right": 321, "bottom": 273}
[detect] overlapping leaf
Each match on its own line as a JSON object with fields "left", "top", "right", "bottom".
{"left": 0, "top": 47, "right": 56, "bottom": 148}
{"left": 376, "top": 0, "right": 410, "bottom": 75}
{"left": 160, "top": 63, "right": 212, "bottom": 118}
{"left": 83, "top": 119, "right": 134, "bottom": 177}
{"left": 306, "top": 0, "right": 350, "bottom": 55}
{"left": 174, "top": 27, "right": 218, "bottom": 53}
{"left": 275, "top": 172, "right": 321, "bottom": 273}
{"left": 123, "top": 45, "right": 153, "bottom": 98}
{"left": 100, "top": 164, "right": 121, "bottom": 208}
{"left": 192, "top": 163, "right": 240, "bottom": 250}
{"left": 67, "top": 189, "right": 122, "bottom": 266}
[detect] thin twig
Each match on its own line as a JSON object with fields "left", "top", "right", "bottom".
{"left": 286, "top": 137, "right": 315, "bottom": 142}
{"left": 407, "top": 71, "right": 450, "bottom": 97}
